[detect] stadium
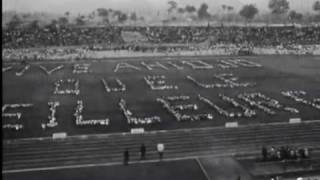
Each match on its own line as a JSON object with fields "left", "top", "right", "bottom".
{"left": 2, "top": 0, "right": 320, "bottom": 180}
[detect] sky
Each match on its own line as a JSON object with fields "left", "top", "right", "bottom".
{"left": 2, "top": 0, "right": 316, "bottom": 15}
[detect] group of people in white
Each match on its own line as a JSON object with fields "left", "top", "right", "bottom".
{"left": 101, "top": 78, "right": 126, "bottom": 93}
{"left": 73, "top": 64, "right": 90, "bottom": 74}
{"left": 112, "top": 59, "right": 261, "bottom": 73}
{"left": 15, "top": 64, "right": 30, "bottom": 76}
{"left": 119, "top": 99, "right": 161, "bottom": 125}
{"left": 114, "top": 62, "right": 141, "bottom": 73}
{"left": 144, "top": 75, "right": 178, "bottom": 90}
{"left": 42, "top": 102, "right": 60, "bottom": 129}
{"left": 282, "top": 90, "right": 320, "bottom": 110}
{"left": 157, "top": 96, "right": 213, "bottom": 122}
{"left": 187, "top": 73, "right": 254, "bottom": 89}
{"left": 2, "top": 66, "right": 13, "bottom": 72}
{"left": 217, "top": 59, "right": 262, "bottom": 69}
{"left": 2, "top": 103, "right": 33, "bottom": 130}
{"left": 182, "top": 60, "right": 214, "bottom": 69}
{"left": 54, "top": 79, "right": 80, "bottom": 95}
{"left": 74, "top": 100, "right": 110, "bottom": 126}
{"left": 198, "top": 94, "right": 252, "bottom": 118}
{"left": 238, "top": 92, "right": 300, "bottom": 115}
{"left": 39, "top": 65, "right": 64, "bottom": 75}
{"left": 219, "top": 94, "right": 256, "bottom": 118}
{"left": 141, "top": 61, "right": 169, "bottom": 70}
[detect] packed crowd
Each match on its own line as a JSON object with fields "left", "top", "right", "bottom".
{"left": 3, "top": 26, "right": 320, "bottom": 49}
{"left": 3, "top": 26, "right": 123, "bottom": 49}
{"left": 2, "top": 25, "right": 320, "bottom": 60}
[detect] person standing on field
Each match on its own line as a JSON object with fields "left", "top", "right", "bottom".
{"left": 124, "top": 148, "right": 129, "bottom": 165}
{"left": 140, "top": 143, "right": 146, "bottom": 160}
{"left": 157, "top": 143, "right": 165, "bottom": 161}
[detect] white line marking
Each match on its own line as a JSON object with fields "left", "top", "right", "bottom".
{"left": 2, "top": 156, "right": 197, "bottom": 174}
{"left": 196, "top": 158, "right": 211, "bottom": 180}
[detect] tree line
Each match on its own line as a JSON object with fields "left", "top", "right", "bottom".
{"left": 4, "top": 0, "right": 320, "bottom": 29}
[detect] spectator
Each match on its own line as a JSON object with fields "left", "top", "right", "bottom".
{"left": 304, "top": 148, "right": 309, "bottom": 158}
{"left": 140, "top": 143, "right": 146, "bottom": 160}
{"left": 262, "top": 146, "right": 268, "bottom": 161}
{"left": 123, "top": 148, "right": 129, "bottom": 165}
{"left": 157, "top": 143, "right": 165, "bottom": 161}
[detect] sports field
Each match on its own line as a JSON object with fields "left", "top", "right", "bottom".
{"left": 3, "top": 55, "right": 320, "bottom": 139}
{"left": 3, "top": 159, "right": 207, "bottom": 180}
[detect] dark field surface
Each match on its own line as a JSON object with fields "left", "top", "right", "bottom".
{"left": 3, "top": 159, "right": 207, "bottom": 180}
{"left": 3, "top": 55, "right": 320, "bottom": 139}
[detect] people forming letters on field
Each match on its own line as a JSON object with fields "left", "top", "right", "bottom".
{"left": 144, "top": 75, "right": 178, "bottom": 90}
{"left": 157, "top": 95, "right": 213, "bottom": 122}
{"left": 198, "top": 94, "right": 256, "bottom": 118}
{"left": 141, "top": 61, "right": 169, "bottom": 70}
{"left": 38, "top": 65, "right": 64, "bottom": 75}
{"left": 54, "top": 79, "right": 80, "bottom": 95}
{"left": 119, "top": 99, "right": 161, "bottom": 125}
{"left": 73, "top": 64, "right": 91, "bottom": 74}
{"left": 114, "top": 63, "right": 141, "bottom": 72}
{"left": 41, "top": 102, "right": 60, "bottom": 129}
{"left": 187, "top": 73, "right": 254, "bottom": 89}
{"left": 2, "top": 103, "right": 33, "bottom": 130}
{"left": 101, "top": 78, "right": 126, "bottom": 92}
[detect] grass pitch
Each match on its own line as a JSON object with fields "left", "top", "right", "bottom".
{"left": 3, "top": 55, "right": 320, "bottom": 139}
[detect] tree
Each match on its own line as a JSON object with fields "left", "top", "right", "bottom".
{"left": 198, "top": 3, "right": 211, "bottom": 20}
{"left": 97, "top": 8, "right": 109, "bottom": 17}
{"left": 118, "top": 13, "right": 128, "bottom": 23}
{"left": 130, "top": 12, "right": 137, "bottom": 21}
{"left": 314, "top": 1, "right": 320, "bottom": 13}
{"left": 239, "top": 4, "right": 259, "bottom": 21}
{"left": 7, "top": 14, "right": 22, "bottom": 29}
{"left": 288, "top": 10, "right": 303, "bottom": 23}
{"left": 58, "top": 17, "right": 69, "bottom": 26}
{"left": 178, "top": 7, "right": 185, "bottom": 14}
{"left": 168, "top": 1, "right": 177, "bottom": 14}
{"left": 222, "top": 4, "right": 227, "bottom": 11}
{"left": 268, "top": 0, "right": 290, "bottom": 14}
{"left": 97, "top": 8, "right": 110, "bottom": 25}
{"left": 28, "top": 20, "right": 40, "bottom": 30}
{"left": 22, "top": 13, "right": 31, "bottom": 19}
{"left": 75, "top": 16, "right": 85, "bottom": 26}
{"left": 227, "top": 6, "right": 234, "bottom": 12}
{"left": 185, "top": 5, "right": 196, "bottom": 13}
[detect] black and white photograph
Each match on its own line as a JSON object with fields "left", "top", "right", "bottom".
{"left": 2, "top": 0, "right": 320, "bottom": 179}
